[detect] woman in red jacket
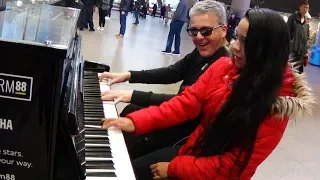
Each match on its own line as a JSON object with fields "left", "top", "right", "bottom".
{"left": 102, "top": 8, "right": 314, "bottom": 180}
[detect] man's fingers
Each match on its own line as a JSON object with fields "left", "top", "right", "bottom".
{"left": 101, "top": 90, "right": 110, "bottom": 96}
{"left": 101, "top": 94, "right": 118, "bottom": 101}
{"left": 107, "top": 78, "right": 118, "bottom": 86}
{"left": 113, "top": 97, "right": 123, "bottom": 104}
{"left": 98, "top": 72, "right": 110, "bottom": 81}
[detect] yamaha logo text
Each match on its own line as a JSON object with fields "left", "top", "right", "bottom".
{"left": 0, "top": 73, "right": 33, "bottom": 101}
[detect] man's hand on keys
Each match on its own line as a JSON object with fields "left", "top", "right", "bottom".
{"left": 98, "top": 72, "right": 131, "bottom": 86}
{"left": 101, "top": 90, "right": 134, "bottom": 104}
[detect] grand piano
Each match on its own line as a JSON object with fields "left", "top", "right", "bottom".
{"left": 0, "top": 1, "right": 135, "bottom": 180}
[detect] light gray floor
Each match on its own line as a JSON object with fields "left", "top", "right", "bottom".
{"left": 80, "top": 10, "right": 320, "bottom": 180}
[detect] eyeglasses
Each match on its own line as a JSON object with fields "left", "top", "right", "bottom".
{"left": 187, "top": 25, "right": 224, "bottom": 37}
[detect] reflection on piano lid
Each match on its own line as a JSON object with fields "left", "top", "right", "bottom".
{"left": 0, "top": 1, "right": 80, "bottom": 49}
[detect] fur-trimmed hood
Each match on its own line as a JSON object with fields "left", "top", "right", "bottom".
{"left": 272, "top": 68, "right": 316, "bottom": 119}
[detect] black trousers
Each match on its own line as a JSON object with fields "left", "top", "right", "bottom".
{"left": 132, "top": 146, "right": 181, "bottom": 180}
{"left": 120, "top": 104, "right": 199, "bottom": 160}
{"left": 99, "top": 9, "right": 107, "bottom": 27}
{"left": 107, "top": 6, "right": 113, "bottom": 17}
{"left": 84, "top": 4, "right": 94, "bottom": 29}
{"left": 289, "top": 52, "right": 304, "bottom": 74}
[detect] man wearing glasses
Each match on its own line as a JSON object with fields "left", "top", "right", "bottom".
{"left": 99, "top": 0, "right": 230, "bottom": 160}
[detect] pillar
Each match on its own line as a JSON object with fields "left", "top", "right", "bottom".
{"left": 231, "top": 0, "right": 250, "bottom": 17}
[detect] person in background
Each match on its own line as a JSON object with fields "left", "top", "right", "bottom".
{"left": 164, "top": 4, "right": 172, "bottom": 24}
{"left": 115, "top": 0, "right": 131, "bottom": 38}
{"left": 144, "top": 0, "right": 149, "bottom": 17}
{"left": 101, "top": 7, "right": 314, "bottom": 180}
{"left": 162, "top": 0, "right": 188, "bottom": 55}
{"left": 96, "top": 0, "right": 110, "bottom": 31}
{"left": 160, "top": 4, "right": 166, "bottom": 19}
{"left": 98, "top": 0, "right": 229, "bottom": 160}
{"left": 80, "top": 0, "right": 96, "bottom": 31}
{"left": 106, "top": 0, "right": 113, "bottom": 19}
{"left": 152, "top": 3, "right": 157, "bottom": 17}
{"left": 226, "top": 12, "right": 237, "bottom": 43}
{"left": 140, "top": 4, "right": 147, "bottom": 18}
{"left": 287, "top": 0, "right": 310, "bottom": 74}
{"left": 186, "top": 8, "right": 190, "bottom": 28}
{"left": 133, "top": 0, "right": 141, "bottom": 25}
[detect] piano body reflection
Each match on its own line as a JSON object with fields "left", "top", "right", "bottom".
{"left": 0, "top": 2, "right": 135, "bottom": 180}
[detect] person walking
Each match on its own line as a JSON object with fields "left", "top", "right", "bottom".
{"left": 287, "top": 0, "right": 310, "bottom": 73}
{"left": 115, "top": 0, "right": 131, "bottom": 38}
{"left": 96, "top": 0, "right": 110, "bottom": 31}
{"left": 162, "top": 0, "right": 188, "bottom": 55}
{"left": 133, "top": 0, "right": 141, "bottom": 24}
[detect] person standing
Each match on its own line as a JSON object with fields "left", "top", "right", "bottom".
{"left": 96, "top": 0, "right": 110, "bottom": 31}
{"left": 162, "top": 0, "right": 188, "bottom": 55}
{"left": 164, "top": 4, "right": 172, "bottom": 24}
{"left": 287, "top": 0, "right": 310, "bottom": 73}
{"left": 133, "top": 0, "right": 141, "bottom": 25}
{"left": 226, "top": 13, "right": 237, "bottom": 43}
{"left": 106, "top": 0, "right": 114, "bottom": 19}
{"left": 115, "top": 0, "right": 131, "bottom": 38}
{"left": 80, "top": 0, "right": 96, "bottom": 31}
{"left": 152, "top": 3, "right": 157, "bottom": 17}
{"left": 160, "top": 4, "right": 165, "bottom": 19}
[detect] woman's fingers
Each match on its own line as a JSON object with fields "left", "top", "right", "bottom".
{"left": 101, "top": 118, "right": 118, "bottom": 129}
{"left": 101, "top": 118, "right": 135, "bottom": 132}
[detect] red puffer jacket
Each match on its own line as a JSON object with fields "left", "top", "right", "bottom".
{"left": 126, "top": 57, "right": 313, "bottom": 180}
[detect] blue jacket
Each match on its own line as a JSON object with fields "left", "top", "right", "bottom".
{"left": 172, "top": 0, "right": 188, "bottom": 22}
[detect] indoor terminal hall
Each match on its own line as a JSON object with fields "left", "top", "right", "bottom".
{"left": 0, "top": 0, "right": 319, "bottom": 179}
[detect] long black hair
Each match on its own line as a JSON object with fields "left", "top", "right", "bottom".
{"left": 192, "top": 8, "right": 290, "bottom": 177}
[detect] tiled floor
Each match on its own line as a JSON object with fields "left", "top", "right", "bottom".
{"left": 80, "top": 10, "right": 320, "bottom": 180}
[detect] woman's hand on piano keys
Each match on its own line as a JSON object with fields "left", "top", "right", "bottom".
{"left": 101, "top": 90, "right": 133, "bottom": 104}
{"left": 101, "top": 117, "right": 135, "bottom": 132}
{"left": 98, "top": 72, "right": 131, "bottom": 85}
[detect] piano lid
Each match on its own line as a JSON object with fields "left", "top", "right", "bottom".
{"left": 0, "top": 1, "right": 80, "bottom": 49}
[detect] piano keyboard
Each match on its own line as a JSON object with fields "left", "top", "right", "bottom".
{"left": 81, "top": 71, "right": 136, "bottom": 180}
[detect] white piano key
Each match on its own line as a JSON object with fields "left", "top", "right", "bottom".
{"left": 86, "top": 177, "right": 117, "bottom": 180}
{"left": 86, "top": 157, "right": 113, "bottom": 161}
{"left": 85, "top": 135, "right": 109, "bottom": 139}
{"left": 86, "top": 169, "right": 116, "bottom": 173}
{"left": 85, "top": 143, "right": 110, "bottom": 147}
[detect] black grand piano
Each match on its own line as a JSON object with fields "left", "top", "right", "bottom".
{"left": 0, "top": 1, "right": 135, "bottom": 180}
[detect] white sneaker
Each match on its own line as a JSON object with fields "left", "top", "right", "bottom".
{"left": 106, "top": 17, "right": 110, "bottom": 20}
{"left": 100, "top": 27, "right": 104, "bottom": 31}
{"left": 97, "top": 27, "right": 101, "bottom": 31}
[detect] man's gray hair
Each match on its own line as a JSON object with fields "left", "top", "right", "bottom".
{"left": 190, "top": 0, "right": 227, "bottom": 25}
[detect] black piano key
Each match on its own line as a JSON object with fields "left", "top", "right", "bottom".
{"left": 84, "top": 112, "right": 104, "bottom": 117}
{"left": 86, "top": 172, "right": 116, "bottom": 177}
{"left": 84, "top": 110, "right": 104, "bottom": 113}
{"left": 85, "top": 121, "right": 103, "bottom": 126}
{"left": 85, "top": 151, "right": 112, "bottom": 158}
{"left": 86, "top": 138, "right": 110, "bottom": 144}
{"left": 86, "top": 160, "right": 115, "bottom": 169}
{"left": 86, "top": 130, "right": 108, "bottom": 135}
{"left": 84, "top": 106, "right": 104, "bottom": 109}
{"left": 86, "top": 146, "right": 111, "bottom": 152}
